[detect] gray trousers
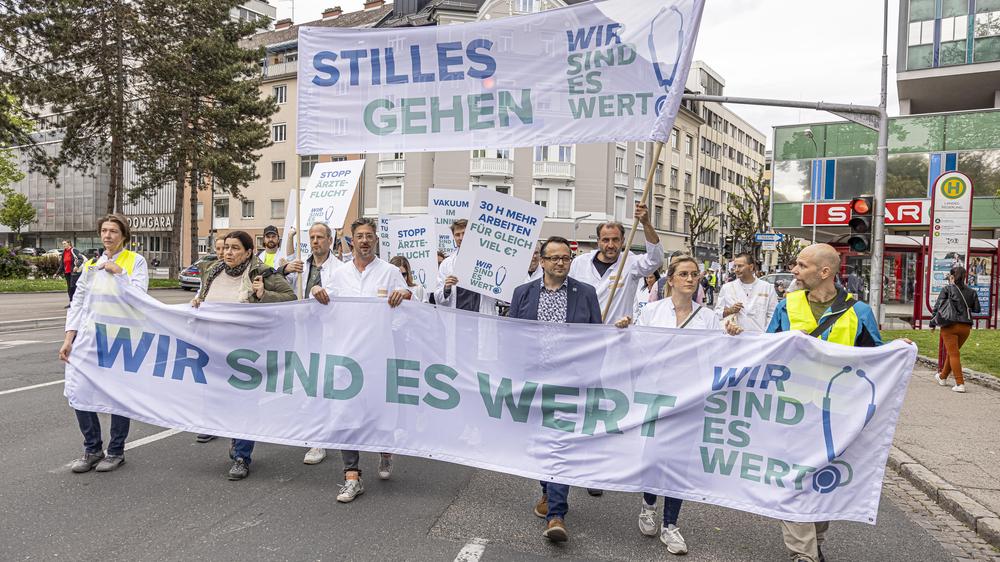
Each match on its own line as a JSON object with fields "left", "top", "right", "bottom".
{"left": 342, "top": 450, "right": 360, "bottom": 476}
{"left": 781, "top": 520, "right": 830, "bottom": 562}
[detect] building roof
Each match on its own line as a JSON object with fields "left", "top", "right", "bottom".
{"left": 243, "top": 4, "right": 394, "bottom": 49}
{"left": 378, "top": 0, "right": 484, "bottom": 28}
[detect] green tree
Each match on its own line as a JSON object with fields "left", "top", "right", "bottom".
{"left": 726, "top": 170, "right": 771, "bottom": 263}
{"left": 685, "top": 200, "right": 718, "bottom": 258}
{"left": 0, "top": 187, "right": 37, "bottom": 247}
{"left": 776, "top": 236, "right": 804, "bottom": 271}
{"left": 129, "top": 0, "right": 275, "bottom": 276}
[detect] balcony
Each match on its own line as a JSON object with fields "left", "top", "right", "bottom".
{"left": 263, "top": 61, "right": 297, "bottom": 78}
{"left": 533, "top": 161, "right": 576, "bottom": 180}
{"left": 470, "top": 157, "right": 514, "bottom": 177}
{"left": 377, "top": 159, "right": 405, "bottom": 177}
{"left": 669, "top": 188, "right": 682, "bottom": 202}
{"left": 633, "top": 178, "right": 645, "bottom": 192}
{"left": 614, "top": 171, "right": 628, "bottom": 187}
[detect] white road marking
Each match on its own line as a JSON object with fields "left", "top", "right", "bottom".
{"left": 123, "top": 428, "right": 183, "bottom": 451}
{"left": 0, "top": 379, "right": 63, "bottom": 396}
{"left": 453, "top": 538, "right": 488, "bottom": 562}
{"left": 0, "top": 340, "right": 42, "bottom": 349}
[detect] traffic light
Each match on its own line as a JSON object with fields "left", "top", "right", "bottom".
{"left": 847, "top": 196, "right": 873, "bottom": 253}
{"left": 723, "top": 236, "right": 734, "bottom": 259}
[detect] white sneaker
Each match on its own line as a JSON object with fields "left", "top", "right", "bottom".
{"left": 935, "top": 373, "right": 948, "bottom": 386}
{"left": 952, "top": 384, "right": 966, "bottom": 393}
{"left": 660, "top": 524, "right": 688, "bottom": 555}
{"left": 336, "top": 478, "right": 365, "bottom": 503}
{"left": 638, "top": 501, "right": 659, "bottom": 536}
{"left": 378, "top": 453, "right": 392, "bottom": 480}
{"left": 303, "top": 447, "right": 327, "bottom": 465}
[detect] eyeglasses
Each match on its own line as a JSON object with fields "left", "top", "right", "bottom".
{"left": 672, "top": 271, "right": 699, "bottom": 279}
{"left": 353, "top": 233, "right": 377, "bottom": 241}
{"left": 542, "top": 256, "right": 572, "bottom": 263}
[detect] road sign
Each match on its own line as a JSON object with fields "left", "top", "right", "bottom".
{"left": 762, "top": 241, "right": 778, "bottom": 251}
{"left": 569, "top": 240, "right": 579, "bottom": 252}
{"left": 754, "top": 233, "right": 785, "bottom": 243}
{"left": 925, "top": 171, "right": 973, "bottom": 316}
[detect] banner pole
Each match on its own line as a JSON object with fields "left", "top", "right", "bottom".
{"left": 295, "top": 176, "right": 303, "bottom": 300}
{"left": 602, "top": 140, "right": 664, "bottom": 321}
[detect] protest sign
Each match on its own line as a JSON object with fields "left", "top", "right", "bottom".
{"left": 296, "top": 0, "right": 705, "bottom": 154}
{"left": 428, "top": 188, "right": 473, "bottom": 254}
{"left": 452, "top": 189, "right": 545, "bottom": 302}
{"left": 378, "top": 215, "right": 393, "bottom": 258}
{"left": 387, "top": 215, "right": 439, "bottom": 295}
{"left": 66, "top": 273, "right": 916, "bottom": 524}
{"left": 300, "top": 160, "right": 366, "bottom": 235}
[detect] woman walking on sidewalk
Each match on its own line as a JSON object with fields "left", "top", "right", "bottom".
{"left": 931, "top": 265, "right": 980, "bottom": 393}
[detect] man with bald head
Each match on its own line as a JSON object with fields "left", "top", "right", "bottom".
{"left": 767, "top": 243, "right": 882, "bottom": 561}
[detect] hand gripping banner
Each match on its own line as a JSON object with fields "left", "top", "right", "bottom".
{"left": 65, "top": 274, "right": 916, "bottom": 523}
{"left": 296, "top": 0, "right": 705, "bottom": 153}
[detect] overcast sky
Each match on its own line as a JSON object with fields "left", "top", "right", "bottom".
{"left": 275, "top": 0, "right": 901, "bottom": 145}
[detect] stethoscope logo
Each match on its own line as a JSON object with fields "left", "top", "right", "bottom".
{"left": 324, "top": 206, "right": 336, "bottom": 222}
{"left": 493, "top": 266, "right": 507, "bottom": 294}
{"left": 416, "top": 269, "right": 426, "bottom": 286}
{"left": 648, "top": 6, "right": 685, "bottom": 88}
{"left": 812, "top": 365, "right": 877, "bottom": 494}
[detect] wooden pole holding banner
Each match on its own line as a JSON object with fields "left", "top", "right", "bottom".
{"left": 601, "top": 140, "right": 664, "bottom": 322}
{"left": 295, "top": 176, "right": 304, "bottom": 300}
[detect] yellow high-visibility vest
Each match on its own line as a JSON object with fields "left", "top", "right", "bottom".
{"left": 785, "top": 289, "right": 859, "bottom": 346}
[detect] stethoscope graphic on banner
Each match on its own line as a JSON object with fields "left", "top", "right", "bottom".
{"left": 416, "top": 269, "right": 426, "bottom": 286}
{"left": 648, "top": 6, "right": 685, "bottom": 89}
{"left": 812, "top": 366, "right": 877, "bottom": 494}
{"left": 492, "top": 267, "right": 507, "bottom": 295}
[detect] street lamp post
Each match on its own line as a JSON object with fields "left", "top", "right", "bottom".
{"left": 573, "top": 213, "right": 592, "bottom": 250}
{"left": 805, "top": 128, "right": 819, "bottom": 245}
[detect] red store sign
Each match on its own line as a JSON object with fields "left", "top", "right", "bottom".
{"left": 801, "top": 200, "right": 929, "bottom": 226}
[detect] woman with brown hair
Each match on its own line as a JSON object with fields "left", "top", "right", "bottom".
{"left": 191, "top": 230, "right": 296, "bottom": 480}
{"left": 931, "top": 265, "right": 981, "bottom": 393}
{"left": 389, "top": 255, "right": 426, "bottom": 303}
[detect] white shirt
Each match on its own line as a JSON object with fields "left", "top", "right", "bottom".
{"left": 434, "top": 250, "right": 498, "bottom": 316}
{"left": 633, "top": 284, "right": 652, "bottom": 319}
{"left": 328, "top": 256, "right": 408, "bottom": 298}
{"left": 569, "top": 241, "right": 664, "bottom": 324}
{"left": 523, "top": 266, "right": 543, "bottom": 285}
{"left": 636, "top": 298, "right": 722, "bottom": 331}
{"left": 283, "top": 253, "right": 342, "bottom": 299}
{"left": 714, "top": 277, "right": 778, "bottom": 333}
{"left": 66, "top": 249, "right": 149, "bottom": 332}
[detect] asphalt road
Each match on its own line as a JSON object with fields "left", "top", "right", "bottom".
{"left": 0, "top": 288, "right": 196, "bottom": 324}
{"left": 0, "top": 325, "right": 961, "bottom": 561}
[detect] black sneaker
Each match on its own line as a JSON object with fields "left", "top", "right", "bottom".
{"left": 70, "top": 451, "right": 105, "bottom": 473}
{"left": 227, "top": 458, "right": 249, "bottom": 480}
{"left": 196, "top": 434, "right": 216, "bottom": 443}
{"left": 95, "top": 455, "right": 125, "bottom": 472}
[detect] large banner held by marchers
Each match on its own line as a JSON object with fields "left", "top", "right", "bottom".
{"left": 66, "top": 275, "right": 916, "bottom": 524}
{"left": 296, "top": 0, "right": 705, "bottom": 153}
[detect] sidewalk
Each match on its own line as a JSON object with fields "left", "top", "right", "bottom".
{"left": 894, "top": 360, "right": 1000, "bottom": 545}
{"left": 0, "top": 289, "right": 194, "bottom": 332}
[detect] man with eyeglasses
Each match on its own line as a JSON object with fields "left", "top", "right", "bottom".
{"left": 326, "top": 217, "right": 410, "bottom": 503}
{"left": 508, "top": 236, "right": 602, "bottom": 543}
{"left": 715, "top": 253, "right": 777, "bottom": 334}
{"left": 569, "top": 203, "right": 663, "bottom": 324}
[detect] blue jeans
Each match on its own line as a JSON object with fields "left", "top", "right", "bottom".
{"left": 231, "top": 439, "right": 255, "bottom": 464}
{"left": 540, "top": 481, "right": 570, "bottom": 521}
{"left": 75, "top": 410, "right": 130, "bottom": 456}
{"left": 643, "top": 493, "right": 683, "bottom": 525}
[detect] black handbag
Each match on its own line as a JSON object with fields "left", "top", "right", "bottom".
{"left": 933, "top": 285, "right": 970, "bottom": 327}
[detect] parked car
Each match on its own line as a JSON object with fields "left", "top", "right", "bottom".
{"left": 44, "top": 248, "right": 62, "bottom": 256}
{"left": 16, "top": 247, "right": 37, "bottom": 256}
{"left": 179, "top": 254, "right": 218, "bottom": 291}
{"left": 84, "top": 248, "right": 101, "bottom": 260}
{"left": 761, "top": 272, "right": 795, "bottom": 293}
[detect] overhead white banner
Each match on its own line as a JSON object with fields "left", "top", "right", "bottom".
{"left": 387, "top": 215, "right": 439, "bottom": 295}
{"left": 453, "top": 188, "right": 545, "bottom": 302}
{"left": 428, "top": 188, "right": 473, "bottom": 254}
{"left": 65, "top": 274, "right": 916, "bottom": 524}
{"left": 296, "top": 0, "right": 705, "bottom": 153}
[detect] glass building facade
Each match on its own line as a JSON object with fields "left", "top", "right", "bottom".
{"left": 905, "top": 0, "right": 1000, "bottom": 70}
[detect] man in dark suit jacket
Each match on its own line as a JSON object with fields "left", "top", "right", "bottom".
{"left": 508, "top": 236, "right": 602, "bottom": 544}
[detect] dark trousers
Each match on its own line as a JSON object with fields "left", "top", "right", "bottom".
{"left": 540, "top": 481, "right": 570, "bottom": 521}
{"left": 643, "top": 493, "right": 683, "bottom": 525}
{"left": 65, "top": 272, "right": 80, "bottom": 302}
{"left": 231, "top": 439, "right": 255, "bottom": 464}
{"left": 342, "top": 450, "right": 361, "bottom": 476}
{"left": 75, "top": 410, "right": 130, "bottom": 456}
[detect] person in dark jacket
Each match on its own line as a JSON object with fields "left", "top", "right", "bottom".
{"left": 931, "top": 265, "right": 981, "bottom": 393}
{"left": 507, "top": 236, "right": 602, "bottom": 544}
{"left": 61, "top": 240, "right": 86, "bottom": 307}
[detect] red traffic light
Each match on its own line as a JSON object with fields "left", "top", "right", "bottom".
{"left": 850, "top": 197, "right": 871, "bottom": 215}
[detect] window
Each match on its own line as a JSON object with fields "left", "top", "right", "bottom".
{"left": 614, "top": 187, "right": 626, "bottom": 221}
{"left": 272, "top": 123, "right": 287, "bottom": 142}
{"left": 214, "top": 198, "right": 229, "bottom": 219}
{"left": 557, "top": 189, "right": 572, "bottom": 218}
{"left": 472, "top": 183, "right": 487, "bottom": 191}
{"left": 515, "top": 0, "right": 539, "bottom": 13}
{"left": 472, "top": 149, "right": 486, "bottom": 158}
{"left": 671, "top": 129, "right": 680, "bottom": 150}
{"left": 271, "top": 199, "right": 285, "bottom": 219}
{"left": 496, "top": 185, "right": 511, "bottom": 195}
{"left": 300, "top": 155, "right": 319, "bottom": 177}
{"left": 615, "top": 147, "right": 626, "bottom": 172}
{"left": 669, "top": 208, "right": 678, "bottom": 231}
{"left": 241, "top": 200, "right": 255, "bottom": 219}
{"left": 654, "top": 163, "right": 664, "bottom": 184}
{"left": 272, "top": 85, "right": 287, "bottom": 104}
{"left": 271, "top": 161, "right": 285, "bottom": 181}
{"left": 655, "top": 203, "right": 664, "bottom": 228}
{"left": 634, "top": 154, "right": 644, "bottom": 178}
{"left": 196, "top": 202, "right": 204, "bottom": 221}
{"left": 534, "top": 146, "right": 549, "bottom": 161}
{"left": 684, "top": 172, "right": 692, "bottom": 193}
{"left": 534, "top": 187, "right": 549, "bottom": 209}
{"left": 557, "top": 145, "right": 573, "bottom": 162}
{"left": 379, "top": 185, "right": 402, "bottom": 214}
{"left": 670, "top": 167, "right": 679, "bottom": 188}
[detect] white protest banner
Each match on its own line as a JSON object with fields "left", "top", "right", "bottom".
{"left": 378, "top": 215, "right": 393, "bottom": 258}
{"left": 428, "top": 188, "right": 473, "bottom": 254}
{"left": 387, "top": 215, "right": 439, "bottom": 295}
{"left": 300, "top": 160, "right": 366, "bottom": 234}
{"left": 66, "top": 274, "right": 916, "bottom": 524}
{"left": 297, "top": 0, "right": 705, "bottom": 154}
{"left": 453, "top": 189, "right": 545, "bottom": 302}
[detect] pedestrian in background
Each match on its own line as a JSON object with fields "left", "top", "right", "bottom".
{"left": 60, "top": 239, "right": 85, "bottom": 308}
{"left": 390, "top": 255, "right": 426, "bottom": 303}
{"left": 931, "top": 265, "right": 980, "bottom": 393}
{"left": 633, "top": 270, "right": 660, "bottom": 320}
{"left": 60, "top": 214, "right": 148, "bottom": 474}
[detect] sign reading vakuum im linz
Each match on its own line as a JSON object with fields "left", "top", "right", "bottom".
{"left": 296, "top": 0, "right": 705, "bottom": 154}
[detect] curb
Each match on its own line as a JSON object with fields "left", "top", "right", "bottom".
{"left": 0, "top": 317, "right": 64, "bottom": 333}
{"left": 914, "top": 354, "right": 1000, "bottom": 392}
{"left": 889, "top": 446, "right": 1000, "bottom": 548}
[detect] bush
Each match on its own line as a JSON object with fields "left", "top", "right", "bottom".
{"left": 0, "top": 247, "right": 29, "bottom": 279}
{"left": 29, "top": 254, "right": 63, "bottom": 278}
